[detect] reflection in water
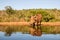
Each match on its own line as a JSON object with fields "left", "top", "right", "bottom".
{"left": 0, "top": 26, "right": 32, "bottom": 36}
{"left": 3, "top": 26, "right": 29, "bottom": 36}
{"left": 5, "top": 27, "right": 13, "bottom": 36}
{"left": 0, "top": 26, "right": 42, "bottom": 36}
{"left": 0, "top": 26, "right": 60, "bottom": 40}
{"left": 29, "top": 28, "right": 42, "bottom": 36}
{"left": 0, "top": 26, "right": 60, "bottom": 36}
{"left": 4, "top": 26, "right": 42, "bottom": 36}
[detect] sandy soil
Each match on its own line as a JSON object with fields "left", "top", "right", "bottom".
{"left": 0, "top": 22, "right": 60, "bottom": 26}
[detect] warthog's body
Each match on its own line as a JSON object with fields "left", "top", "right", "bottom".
{"left": 30, "top": 16, "right": 36, "bottom": 28}
{"left": 35, "top": 14, "right": 42, "bottom": 28}
{"left": 30, "top": 14, "right": 42, "bottom": 29}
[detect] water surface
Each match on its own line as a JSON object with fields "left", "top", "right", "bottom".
{"left": 0, "top": 31, "right": 60, "bottom": 40}
{"left": 0, "top": 26, "right": 60, "bottom": 40}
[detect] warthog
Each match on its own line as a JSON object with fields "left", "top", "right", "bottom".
{"left": 35, "top": 14, "right": 42, "bottom": 29}
{"left": 30, "top": 16, "right": 36, "bottom": 28}
{"left": 30, "top": 14, "right": 42, "bottom": 29}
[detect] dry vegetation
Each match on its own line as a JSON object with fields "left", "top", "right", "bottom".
{"left": 0, "top": 6, "right": 60, "bottom": 22}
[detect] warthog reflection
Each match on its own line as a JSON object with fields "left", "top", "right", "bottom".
{"left": 4, "top": 26, "right": 42, "bottom": 36}
{"left": 29, "top": 28, "right": 42, "bottom": 36}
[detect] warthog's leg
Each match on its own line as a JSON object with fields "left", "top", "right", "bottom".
{"left": 36, "top": 21, "right": 42, "bottom": 30}
{"left": 32, "top": 22, "right": 36, "bottom": 29}
{"left": 36, "top": 21, "right": 39, "bottom": 29}
{"left": 39, "top": 21, "right": 42, "bottom": 30}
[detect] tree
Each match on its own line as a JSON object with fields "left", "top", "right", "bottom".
{"left": 5, "top": 6, "right": 15, "bottom": 15}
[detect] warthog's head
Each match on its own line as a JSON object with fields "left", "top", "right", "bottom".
{"left": 30, "top": 14, "right": 42, "bottom": 23}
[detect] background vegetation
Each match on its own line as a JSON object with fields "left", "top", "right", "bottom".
{"left": 0, "top": 6, "right": 60, "bottom": 22}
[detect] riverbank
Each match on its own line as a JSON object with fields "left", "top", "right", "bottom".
{"left": 0, "top": 22, "right": 60, "bottom": 26}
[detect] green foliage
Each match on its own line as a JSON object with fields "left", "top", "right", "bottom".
{"left": 35, "top": 11, "right": 55, "bottom": 22}
{"left": 0, "top": 6, "right": 60, "bottom": 22}
{"left": 5, "top": 6, "right": 16, "bottom": 15}
{"left": 43, "top": 14, "right": 55, "bottom": 22}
